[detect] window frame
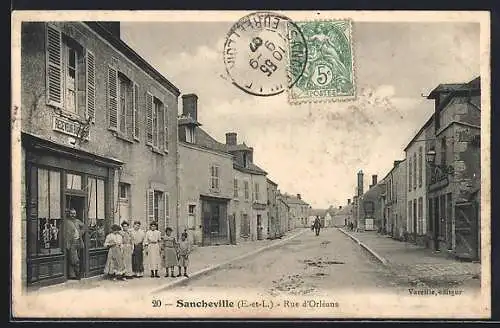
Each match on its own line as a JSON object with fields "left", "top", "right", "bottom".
{"left": 210, "top": 164, "right": 220, "bottom": 192}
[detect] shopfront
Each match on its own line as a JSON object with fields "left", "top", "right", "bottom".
{"left": 24, "top": 135, "right": 122, "bottom": 286}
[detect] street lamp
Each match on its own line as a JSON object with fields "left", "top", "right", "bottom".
{"left": 425, "top": 148, "right": 454, "bottom": 176}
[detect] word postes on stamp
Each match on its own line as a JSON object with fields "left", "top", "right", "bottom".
{"left": 287, "top": 19, "right": 356, "bottom": 104}
{"left": 223, "top": 12, "right": 308, "bottom": 97}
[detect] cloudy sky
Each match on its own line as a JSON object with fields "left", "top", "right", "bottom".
{"left": 120, "top": 20, "right": 479, "bottom": 208}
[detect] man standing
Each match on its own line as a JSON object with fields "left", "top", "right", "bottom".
{"left": 65, "top": 208, "right": 86, "bottom": 280}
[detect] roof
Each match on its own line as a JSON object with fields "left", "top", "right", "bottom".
{"left": 310, "top": 209, "right": 328, "bottom": 217}
{"left": 84, "top": 22, "right": 181, "bottom": 97}
{"left": 281, "top": 194, "right": 309, "bottom": 206}
{"left": 403, "top": 114, "right": 434, "bottom": 151}
{"left": 266, "top": 178, "right": 278, "bottom": 186}
{"left": 427, "top": 77, "right": 480, "bottom": 99}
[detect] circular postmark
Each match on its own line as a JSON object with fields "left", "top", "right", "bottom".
{"left": 223, "top": 12, "right": 308, "bottom": 97}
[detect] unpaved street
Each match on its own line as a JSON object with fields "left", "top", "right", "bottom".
{"left": 162, "top": 228, "right": 401, "bottom": 297}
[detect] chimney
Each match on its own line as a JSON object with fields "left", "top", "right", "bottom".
{"left": 357, "top": 170, "right": 364, "bottom": 196}
{"left": 99, "top": 22, "right": 121, "bottom": 39}
{"left": 372, "top": 175, "right": 378, "bottom": 186}
{"left": 338, "top": 206, "right": 342, "bottom": 209}
{"left": 297, "top": 194, "right": 301, "bottom": 200}
{"left": 182, "top": 94, "right": 198, "bottom": 121}
{"left": 348, "top": 199, "right": 351, "bottom": 205}
{"left": 225, "top": 132, "right": 237, "bottom": 145}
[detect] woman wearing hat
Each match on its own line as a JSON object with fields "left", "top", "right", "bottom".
{"left": 144, "top": 221, "right": 162, "bottom": 278}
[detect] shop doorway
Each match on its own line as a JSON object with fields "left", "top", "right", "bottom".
{"left": 65, "top": 194, "right": 86, "bottom": 278}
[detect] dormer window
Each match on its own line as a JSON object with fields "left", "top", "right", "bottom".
{"left": 243, "top": 153, "right": 248, "bottom": 168}
{"left": 186, "top": 126, "right": 196, "bottom": 143}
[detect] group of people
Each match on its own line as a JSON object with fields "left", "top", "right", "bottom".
{"left": 103, "top": 221, "right": 193, "bottom": 281}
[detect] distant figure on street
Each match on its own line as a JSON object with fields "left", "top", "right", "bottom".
{"left": 64, "top": 208, "right": 86, "bottom": 280}
{"left": 313, "top": 216, "right": 321, "bottom": 236}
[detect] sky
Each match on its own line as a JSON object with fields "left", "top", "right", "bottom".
{"left": 120, "top": 21, "right": 480, "bottom": 208}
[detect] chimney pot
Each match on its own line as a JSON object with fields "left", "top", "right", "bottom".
{"left": 297, "top": 194, "right": 301, "bottom": 200}
{"left": 348, "top": 199, "right": 351, "bottom": 205}
{"left": 225, "top": 132, "right": 237, "bottom": 145}
{"left": 182, "top": 94, "right": 198, "bottom": 121}
{"left": 372, "top": 174, "right": 378, "bottom": 186}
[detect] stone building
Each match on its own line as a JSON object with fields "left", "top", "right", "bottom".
{"left": 282, "top": 194, "right": 311, "bottom": 228}
{"left": 404, "top": 115, "right": 434, "bottom": 245}
{"left": 425, "top": 77, "right": 481, "bottom": 260}
{"left": 20, "top": 22, "right": 180, "bottom": 287}
{"left": 277, "top": 193, "right": 291, "bottom": 233}
{"left": 266, "top": 178, "right": 281, "bottom": 239}
{"left": 177, "top": 94, "right": 234, "bottom": 246}
{"left": 380, "top": 161, "right": 407, "bottom": 239}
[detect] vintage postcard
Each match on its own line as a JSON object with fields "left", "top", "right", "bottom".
{"left": 11, "top": 10, "right": 491, "bottom": 319}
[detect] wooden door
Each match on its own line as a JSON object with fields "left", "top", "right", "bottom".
{"left": 454, "top": 201, "right": 479, "bottom": 260}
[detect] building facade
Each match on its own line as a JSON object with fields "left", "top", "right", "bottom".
{"left": 266, "top": 178, "right": 281, "bottom": 239}
{"left": 381, "top": 161, "right": 407, "bottom": 239}
{"left": 21, "top": 22, "right": 180, "bottom": 287}
{"left": 404, "top": 116, "right": 434, "bottom": 245}
{"left": 178, "top": 94, "right": 234, "bottom": 246}
{"left": 360, "top": 174, "right": 383, "bottom": 232}
{"left": 426, "top": 77, "right": 481, "bottom": 260}
{"left": 282, "top": 194, "right": 310, "bottom": 228}
{"left": 277, "top": 194, "right": 291, "bottom": 233}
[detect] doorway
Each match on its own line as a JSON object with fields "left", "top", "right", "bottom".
{"left": 65, "top": 194, "right": 86, "bottom": 278}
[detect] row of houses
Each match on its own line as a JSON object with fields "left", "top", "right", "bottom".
{"left": 346, "top": 76, "right": 481, "bottom": 262}
{"left": 18, "top": 21, "right": 312, "bottom": 287}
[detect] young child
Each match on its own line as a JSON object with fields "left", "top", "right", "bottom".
{"left": 104, "top": 224, "right": 126, "bottom": 281}
{"left": 163, "top": 227, "right": 179, "bottom": 277}
{"left": 144, "top": 222, "right": 162, "bottom": 278}
{"left": 177, "top": 231, "right": 192, "bottom": 277}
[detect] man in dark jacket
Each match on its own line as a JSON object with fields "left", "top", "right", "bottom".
{"left": 64, "top": 208, "right": 87, "bottom": 280}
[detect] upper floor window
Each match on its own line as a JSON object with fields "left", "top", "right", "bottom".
{"left": 146, "top": 93, "right": 168, "bottom": 152}
{"left": 45, "top": 23, "right": 95, "bottom": 122}
{"left": 413, "top": 152, "right": 417, "bottom": 190}
{"left": 186, "top": 126, "right": 195, "bottom": 143}
{"left": 408, "top": 157, "right": 412, "bottom": 191}
{"left": 440, "top": 138, "right": 447, "bottom": 166}
{"left": 233, "top": 179, "right": 239, "bottom": 198}
{"left": 254, "top": 183, "right": 260, "bottom": 202}
{"left": 108, "top": 61, "right": 139, "bottom": 141}
{"left": 210, "top": 165, "right": 220, "bottom": 191}
{"left": 244, "top": 181, "right": 250, "bottom": 200}
{"left": 418, "top": 147, "right": 423, "bottom": 188}
{"left": 243, "top": 153, "right": 248, "bottom": 168}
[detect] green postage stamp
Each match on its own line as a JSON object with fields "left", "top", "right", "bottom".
{"left": 287, "top": 19, "right": 355, "bottom": 104}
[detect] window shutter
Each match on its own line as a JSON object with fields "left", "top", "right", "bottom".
{"left": 164, "top": 105, "right": 168, "bottom": 151}
{"left": 164, "top": 193, "right": 170, "bottom": 229}
{"left": 146, "top": 92, "right": 153, "bottom": 145}
{"left": 133, "top": 83, "right": 139, "bottom": 140}
{"left": 147, "top": 189, "right": 155, "bottom": 225}
{"left": 107, "top": 65, "right": 118, "bottom": 130}
{"left": 45, "top": 23, "right": 63, "bottom": 107}
{"left": 85, "top": 50, "right": 96, "bottom": 123}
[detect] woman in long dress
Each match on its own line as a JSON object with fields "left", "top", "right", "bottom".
{"left": 131, "top": 220, "right": 146, "bottom": 277}
{"left": 120, "top": 221, "right": 134, "bottom": 278}
{"left": 163, "top": 227, "right": 180, "bottom": 277}
{"left": 104, "top": 224, "right": 126, "bottom": 280}
{"left": 144, "top": 222, "right": 162, "bottom": 278}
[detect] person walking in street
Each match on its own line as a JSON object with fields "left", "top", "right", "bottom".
{"left": 144, "top": 222, "right": 162, "bottom": 278}
{"left": 120, "top": 221, "right": 134, "bottom": 279}
{"left": 64, "top": 208, "right": 86, "bottom": 280}
{"left": 313, "top": 216, "right": 321, "bottom": 236}
{"left": 131, "top": 220, "right": 145, "bottom": 277}
{"left": 163, "top": 227, "right": 180, "bottom": 277}
{"left": 103, "top": 224, "right": 126, "bottom": 281}
{"left": 177, "top": 231, "right": 192, "bottom": 278}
